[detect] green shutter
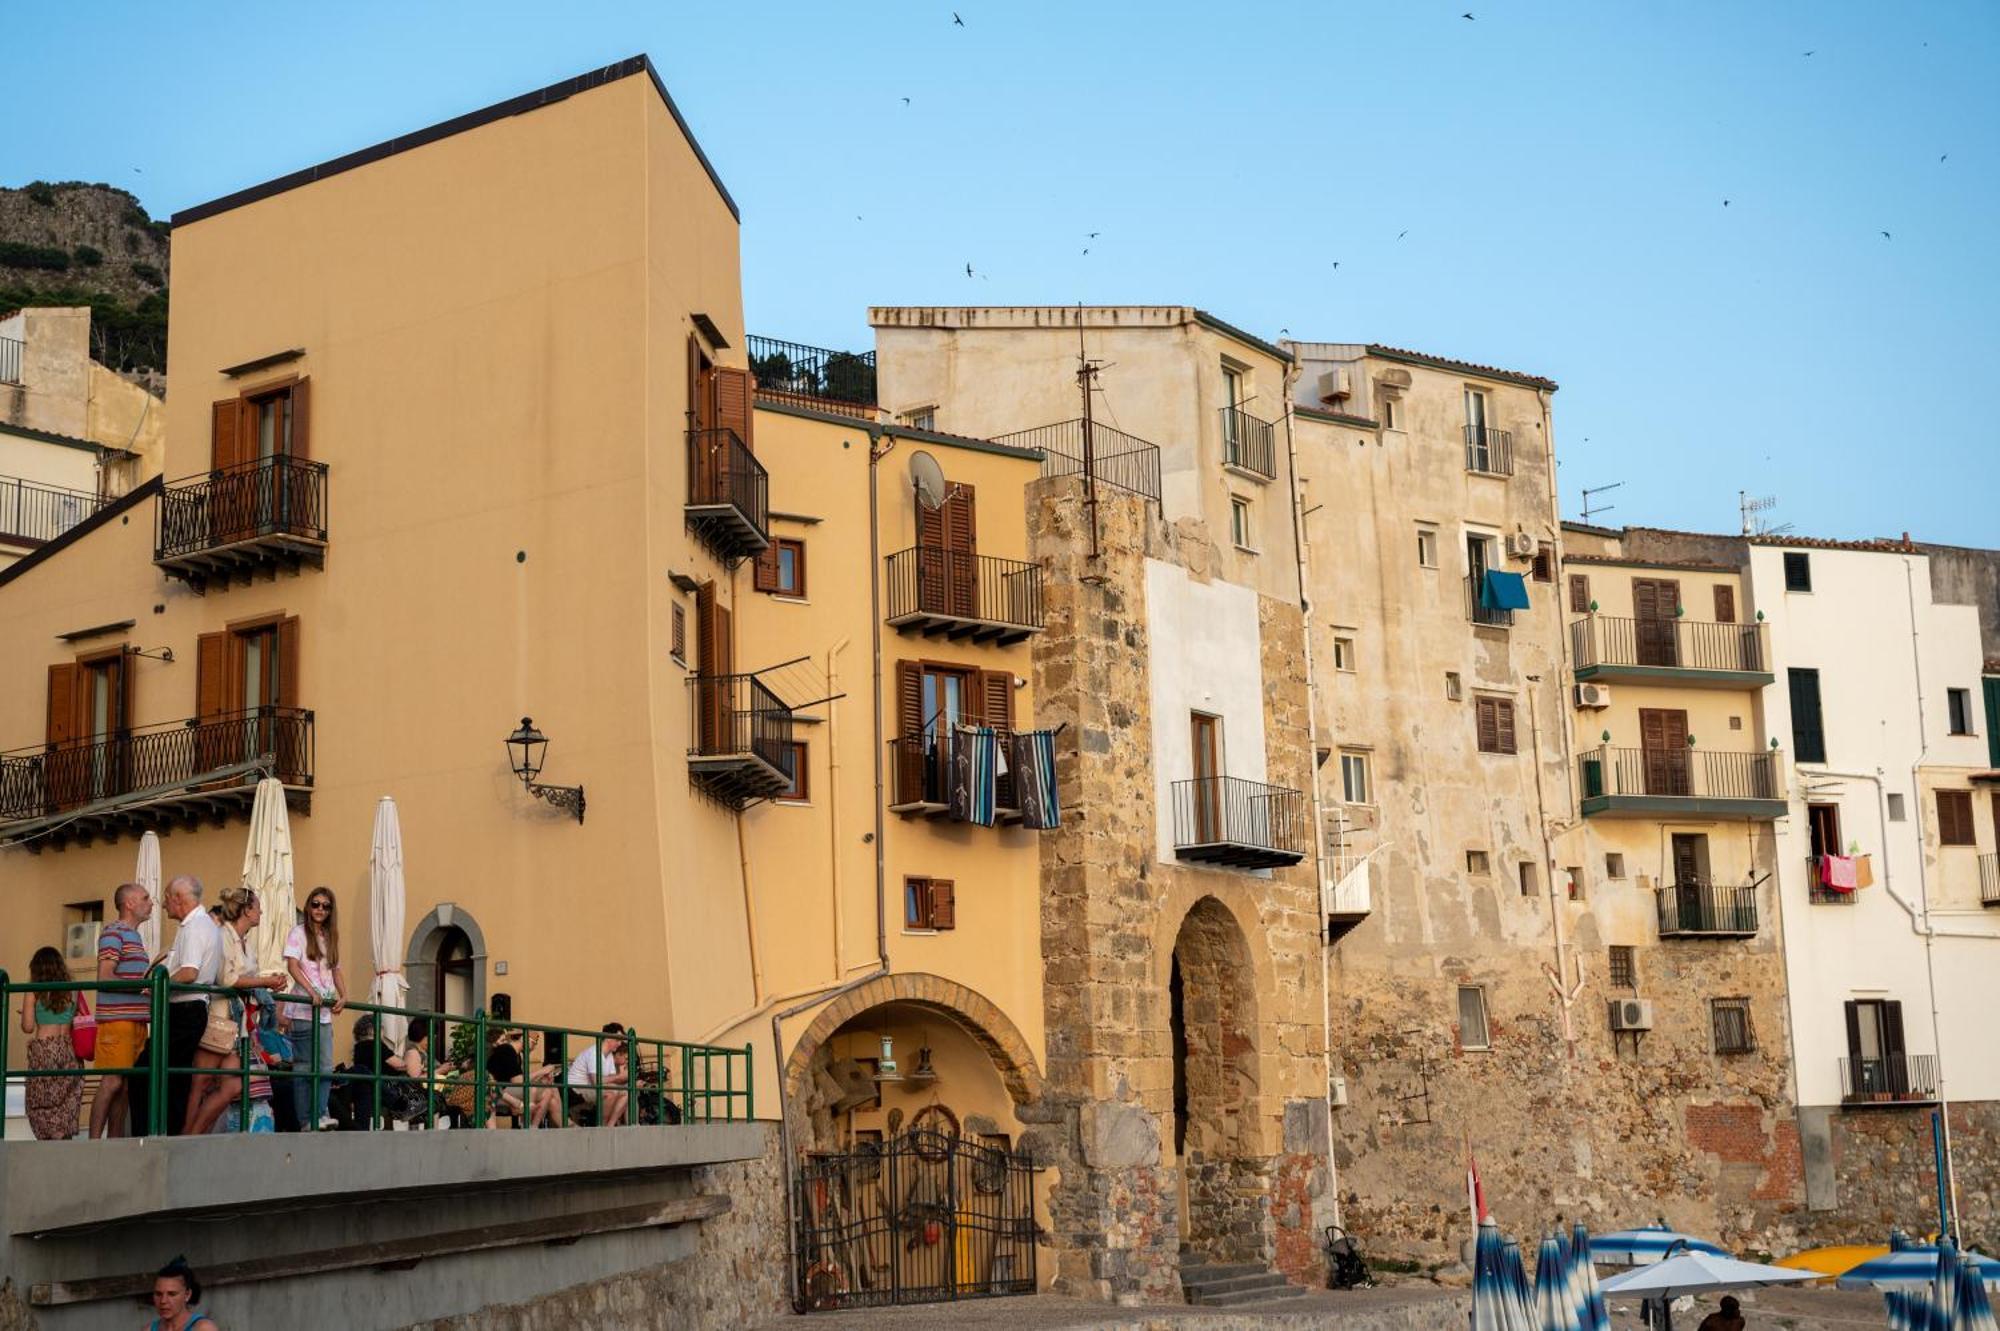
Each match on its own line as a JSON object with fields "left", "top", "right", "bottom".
{"left": 1984, "top": 676, "right": 2000, "bottom": 769}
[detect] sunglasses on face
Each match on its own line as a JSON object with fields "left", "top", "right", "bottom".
{"left": 309, "top": 901, "right": 332, "bottom": 911}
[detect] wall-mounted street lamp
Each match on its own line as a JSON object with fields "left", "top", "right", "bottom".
{"left": 505, "top": 717, "right": 585, "bottom": 824}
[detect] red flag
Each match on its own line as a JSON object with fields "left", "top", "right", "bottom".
{"left": 1465, "top": 1131, "right": 1489, "bottom": 1224}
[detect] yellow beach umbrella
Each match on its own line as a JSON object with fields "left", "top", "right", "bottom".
{"left": 1775, "top": 1244, "right": 1888, "bottom": 1279}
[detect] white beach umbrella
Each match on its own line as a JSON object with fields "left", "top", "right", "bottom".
{"left": 135, "top": 830, "right": 163, "bottom": 959}
{"left": 1600, "top": 1251, "right": 1814, "bottom": 1331}
{"left": 369, "top": 796, "right": 409, "bottom": 1048}
{"left": 242, "top": 777, "right": 297, "bottom": 976}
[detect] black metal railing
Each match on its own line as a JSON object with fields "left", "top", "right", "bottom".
{"left": 1464, "top": 423, "right": 1513, "bottom": 475}
{"left": 1982, "top": 852, "right": 1999, "bottom": 908}
{"left": 0, "top": 707, "right": 314, "bottom": 824}
{"left": 155, "top": 455, "right": 328, "bottom": 562}
{"left": 0, "top": 334, "right": 21, "bottom": 385}
{"left": 1578, "top": 747, "right": 1784, "bottom": 803}
{"left": 888, "top": 728, "right": 1019, "bottom": 812}
{"left": 884, "top": 547, "right": 1043, "bottom": 632}
{"left": 1220, "top": 405, "right": 1277, "bottom": 479}
{"left": 746, "top": 334, "right": 876, "bottom": 413}
{"left": 687, "top": 672, "right": 793, "bottom": 773}
{"left": 685, "top": 425, "right": 770, "bottom": 549}
{"left": 1467, "top": 573, "right": 1515, "bottom": 628}
{"left": 1808, "top": 856, "right": 1861, "bottom": 905}
{"left": 1655, "top": 882, "right": 1760, "bottom": 936}
{"left": 0, "top": 474, "right": 106, "bottom": 545}
{"left": 1570, "top": 615, "right": 1769, "bottom": 674}
{"left": 1170, "top": 776, "right": 1309, "bottom": 857}
{"left": 991, "top": 418, "right": 1163, "bottom": 506}
{"left": 1839, "top": 1054, "right": 1939, "bottom": 1103}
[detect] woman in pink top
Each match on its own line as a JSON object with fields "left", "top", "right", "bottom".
{"left": 283, "top": 886, "right": 346, "bottom": 1129}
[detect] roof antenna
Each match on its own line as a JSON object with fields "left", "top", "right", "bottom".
{"left": 1076, "top": 303, "right": 1106, "bottom": 567}
{"left": 1581, "top": 481, "right": 1622, "bottom": 525}
{"left": 1739, "top": 491, "right": 1792, "bottom": 538}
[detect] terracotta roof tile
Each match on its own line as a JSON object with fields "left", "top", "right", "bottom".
{"left": 1364, "top": 344, "right": 1559, "bottom": 392}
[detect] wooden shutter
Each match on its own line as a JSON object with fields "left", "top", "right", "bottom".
{"left": 1937, "top": 790, "right": 1975, "bottom": 846}
{"left": 287, "top": 379, "right": 311, "bottom": 460}
{"left": 1494, "top": 699, "right": 1516, "bottom": 754}
{"left": 46, "top": 663, "right": 80, "bottom": 746}
{"left": 1531, "top": 543, "right": 1553, "bottom": 582}
{"left": 753, "top": 541, "right": 781, "bottom": 592}
{"left": 895, "top": 661, "right": 924, "bottom": 803}
{"left": 715, "top": 367, "right": 753, "bottom": 452}
{"left": 672, "top": 603, "right": 686, "bottom": 661}
{"left": 211, "top": 398, "right": 245, "bottom": 471}
{"left": 276, "top": 617, "right": 301, "bottom": 707}
{"left": 195, "top": 632, "right": 229, "bottom": 721}
{"left": 1475, "top": 697, "right": 1498, "bottom": 753}
{"left": 980, "top": 670, "right": 1016, "bottom": 807}
{"left": 1881, "top": 1000, "right": 1909, "bottom": 1093}
{"left": 927, "top": 879, "right": 956, "bottom": 930}
{"left": 1788, "top": 669, "right": 1826, "bottom": 762}
{"left": 1713, "top": 585, "right": 1735, "bottom": 623}
{"left": 694, "top": 583, "right": 721, "bottom": 753}
{"left": 1842, "top": 1001, "right": 1863, "bottom": 1089}
{"left": 1569, "top": 574, "right": 1590, "bottom": 613}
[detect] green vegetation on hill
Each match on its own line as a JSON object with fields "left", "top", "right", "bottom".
{"left": 1, "top": 181, "right": 170, "bottom": 375}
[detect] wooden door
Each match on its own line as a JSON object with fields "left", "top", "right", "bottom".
{"left": 1190, "top": 712, "right": 1220, "bottom": 843}
{"left": 695, "top": 583, "right": 734, "bottom": 754}
{"left": 689, "top": 337, "right": 718, "bottom": 502}
{"left": 922, "top": 664, "right": 972, "bottom": 803}
{"left": 1639, "top": 708, "right": 1690, "bottom": 796}
{"left": 917, "top": 483, "right": 978, "bottom": 617}
{"left": 1632, "top": 578, "right": 1680, "bottom": 667}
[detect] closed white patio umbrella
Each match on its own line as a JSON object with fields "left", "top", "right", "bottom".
{"left": 370, "top": 797, "right": 409, "bottom": 1048}
{"left": 135, "top": 830, "right": 163, "bottom": 960}
{"left": 242, "top": 777, "right": 297, "bottom": 976}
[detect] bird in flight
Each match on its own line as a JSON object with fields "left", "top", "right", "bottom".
{"left": 1803, "top": 50, "right": 1814, "bottom": 56}
{"left": 953, "top": 11, "right": 964, "bottom": 25}
{"left": 1397, "top": 230, "right": 1409, "bottom": 239}
{"left": 1880, "top": 230, "right": 1892, "bottom": 240}
{"left": 901, "top": 97, "right": 911, "bottom": 105}
{"left": 1462, "top": 11, "right": 1475, "bottom": 18}
{"left": 1089, "top": 231, "right": 1100, "bottom": 238}
{"left": 1332, "top": 261, "right": 1340, "bottom": 269}
{"left": 1723, "top": 199, "right": 1730, "bottom": 207}
{"left": 1940, "top": 153, "right": 1948, "bottom": 162}
{"left": 965, "top": 263, "right": 974, "bottom": 277}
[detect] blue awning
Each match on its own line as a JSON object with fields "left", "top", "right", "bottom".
{"left": 1481, "top": 569, "right": 1532, "bottom": 611}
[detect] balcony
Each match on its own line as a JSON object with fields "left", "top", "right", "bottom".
{"left": 0, "top": 475, "right": 108, "bottom": 547}
{"left": 1807, "top": 855, "right": 1861, "bottom": 905}
{"left": 992, "top": 418, "right": 1163, "bottom": 506}
{"left": 746, "top": 335, "right": 876, "bottom": 419}
{"left": 1655, "top": 882, "right": 1760, "bottom": 938}
{"left": 685, "top": 426, "right": 769, "bottom": 561}
{"left": 1324, "top": 856, "right": 1375, "bottom": 944}
{"left": 1464, "top": 424, "right": 1513, "bottom": 476}
{"left": 0, "top": 334, "right": 21, "bottom": 385}
{"left": 154, "top": 456, "right": 328, "bottom": 592}
{"left": 1578, "top": 746, "right": 1786, "bottom": 820}
{"left": 685, "top": 672, "right": 793, "bottom": 807}
{"left": 1839, "top": 1054, "right": 1939, "bottom": 1106}
{"left": 1220, "top": 406, "right": 1277, "bottom": 481}
{"left": 1466, "top": 573, "right": 1515, "bottom": 628}
{"left": 884, "top": 547, "right": 1043, "bottom": 646}
{"left": 1570, "top": 616, "right": 1772, "bottom": 687}
{"left": 0, "top": 707, "right": 314, "bottom": 852}
{"left": 887, "top": 729, "right": 1022, "bottom": 822}
{"left": 1171, "top": 776, "right": 1309, "bottom": 870}
{"left": 1982, "top": 853, "right": 1999, "bottom": 908}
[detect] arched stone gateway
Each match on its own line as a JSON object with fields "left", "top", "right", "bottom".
{"left": 1169, "top": 894, "right": 1265, "bottom": 1265}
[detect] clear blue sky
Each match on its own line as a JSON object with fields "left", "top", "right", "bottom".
{"left": 7, "top": 2, "right": 1995, "bottom": 545}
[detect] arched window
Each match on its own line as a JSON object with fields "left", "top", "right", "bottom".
{"left": 433, "top": 925, "right": 474, "bottom": 1017}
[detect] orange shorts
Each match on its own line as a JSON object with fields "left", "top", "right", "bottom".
{"left": 94, "top": 1019, "right": 147, "bottom": 1070}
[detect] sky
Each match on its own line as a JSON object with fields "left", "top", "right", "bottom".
{"left": 6, "top": 2, "right": 1996, "bottom": 546}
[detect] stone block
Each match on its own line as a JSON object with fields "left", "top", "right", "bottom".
{"left": 1283, "top": 1097, "right": 1330, "bottom": 1153}
{"left": 1080, "top": 1100, "right": 1161, "bottom": 1170}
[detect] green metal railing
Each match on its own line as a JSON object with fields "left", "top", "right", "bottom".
{"left": 0, "top": 970, "right": 751, "bottom": 1140}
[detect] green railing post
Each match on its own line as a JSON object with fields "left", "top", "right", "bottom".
{"left": 149, "top": 967, "right": 167, "bottom": 1136}
{"left": 309, "top": 992, "right": 324, "bottom": 1131}
{"left": 0, "top": 969, "right": 10, "bottom": 1142}
{"left": 681, "top": 1044, "right": 694, "bottom": 1125}
{"left": 743, "top": 1042, "right": 754, "bottom": 1123}
{"left": 473, "top": 1009, "right": 488, "bottom": 1130}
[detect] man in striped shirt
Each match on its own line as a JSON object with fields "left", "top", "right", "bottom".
{"left": 88, "top": 881, "right": 153, "bottom": 1138}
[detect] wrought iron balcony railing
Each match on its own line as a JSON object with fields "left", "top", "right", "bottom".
{"left": 1570, "top": 615, "right": 1770, "bottom": 676}
{"left": 685, "top": 426, "right": 769, "bottom": 560}
{"left": 1808, "top": 856, "right": 1861, "bottom": 905}
{"left": 884, "top": 547, "right": 1044, "bottom": 645}
{"left": 685, "top": 672, "right": 793, "bottom": 806}
{"left": 0, "top": 474, "right": 107, "bottom": 546}
{"left": 1839, "top": 1054, "right": 1939, "bottom": 1104}
{"left": 1220, "top": 406, "right": 1277, "bottom": 480}
{"left": 1982, "top": 852, "right": 1999, "bottom": 908}
{"left": 1170, "top": 775, "right": 1309, "bottom": 869}
{"left": 1466, "top": 573, "right": 1515, "bottom": 628}
{"left": 154, "top": 455, "right": 328, "bottom": 589}
{"left": 1464, "top": 423, "right": 1513, "bottom": 476}
{"left": 745, "top": 334, "right": 876, "bottom": 416}
{"left": 1578, "top": 746, "right": 1785, "bottom": 810}
{"left": 887, "top": 728, "right": 1020, "bottom": 818}
{"left": 991, "top": 418, "right": 1163, "bottom": 506}
{"left": 1655, "top": 882, "right": 1760, "bottom": 937}
{"left": 0, "top": 334, "right": 22, "bottom": 386}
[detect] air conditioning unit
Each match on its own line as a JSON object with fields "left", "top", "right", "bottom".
{"left": 1507, "top": 531, "right": 1538, "bottom": 559}
{"left": 1575, "top": 683, "right": 1613, "bottom": 709}
{"left": 1316, "top": 368, "right": 1352, "bottom": 401}
{"left": 1608, "top": 998, "right": 1655, "bottom": 1033}
{"left": 64, "top": 920, "right": 99, "bottom": 966}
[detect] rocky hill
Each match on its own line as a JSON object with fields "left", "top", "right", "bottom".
{"left": 0, "top": 181, "right": 169, "bottom": 377}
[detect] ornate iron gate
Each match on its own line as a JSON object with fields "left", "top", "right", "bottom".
{"left": 795, "top": 1128, "right": 1039, "bottom": 1310}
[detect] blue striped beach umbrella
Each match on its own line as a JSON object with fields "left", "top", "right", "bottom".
{"left": 1589, "top": 1224, "right": 1729, "bottom": 1267}
{"left": 1504, "top": 1239, "right": 1535, "bottom": 1323}
{"left": 1473, "top": 1218, "right": 1533, "bottom": 1331}
{"left": 1960, "top": 1251, "right": 2000, "bottom": 1331}
{"left": 1534, "top": 1235, "right": 1582, "bottom": 1331}
{"left": 1882, "top": 1288, "right": 1916, "bottom": 1331}
{"left": 1570, "top": 1223, "right": 1610, "bottom": 1331}
{"left": 1840, "top": 1243, "right": 2000, "bottom": 1292}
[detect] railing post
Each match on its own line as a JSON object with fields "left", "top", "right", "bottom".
{"left": 0, "top": 969, "right": 9, "bottom": 1141}
{"left": 474, "top": 1008, "right": 488, "bottom": 1131}
{"left": 150, "top": 966, "right": 167, "bottom": 1135}
{"left": 682, "top": 1043, "right": 695, "bottom": 1122}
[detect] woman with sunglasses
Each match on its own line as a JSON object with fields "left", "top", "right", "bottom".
{"left": 283, "top": 886, "right": 346, "bottom": 1129}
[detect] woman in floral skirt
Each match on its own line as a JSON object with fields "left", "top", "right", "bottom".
{"left": 18, "top": 945, "right": 82, "bottom": 1139}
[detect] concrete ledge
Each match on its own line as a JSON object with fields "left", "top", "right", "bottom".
{"left": 1, "top": 1120, "right": 766, "bottom": 1235}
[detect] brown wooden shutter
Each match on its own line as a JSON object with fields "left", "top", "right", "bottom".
{"left": 288, "top": 379, "right": 311, "bottom": 460}
{"left": 980, "top": 670, "right": 1017, "bottom": 807}
{"left": 686, "top": 334, "right": 701, "bottom": 426}
{"left": 276, "top": 616, "right": 301, "bottom": 707}
{"left": 1531, "top": 543, "right": 1554, "bottom": 582}
{"left": 715, "top": 367, "right": 753, "bottom": 452}
{"left": 1475, "top": 697, "right": 1498, "bottom": 753}
{"left": 46, "top": 663, "right": 80, "bottom": 746}
{"left": 1713, "top": 585, "right": 1736, "bottom": 623}
{"left": 753, "top": 541, "right": 781, "bottom": 592}
{"left": 111, "top": 650, "right": 133, "bottom": 734}
{"left": 1569, "top": 574, "right": 1590, "bottom": 613}
{"left": 196, "top": 632, "right": 229, "bottom": 721}
{"left": 672, "top": 603, "right": 686, "bottom": 661}
{"left": 895, "top": 660, "right": 924, "bottom": 803}
{"left": 950, "top": 484, "right": 976, "bottom": 553}
{"left": 1494, "top": 699, "right": 1516, "bottom": 754}
{"left": 927, "top": 879, "right": 956, "bottom": 930}
{"left": 1937, "top": 790, "right": 1974, "bottom": 846}
{"left": 694, "top": 582, "right": 720, "bottom": 752}
{"left": 211, "top": 398, "right": 245, "bottom": 471}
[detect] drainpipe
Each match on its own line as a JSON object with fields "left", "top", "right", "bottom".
{"left": 827, "top": 636, "right": 852, "bottom": 979}
{"left": 1277, "top": 358, "right": 1342, "bottom": 1230}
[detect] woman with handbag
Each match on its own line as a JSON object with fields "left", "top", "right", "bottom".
{"left": 17, "top": 946, "right": 84, "bottom": 1139}
{"left": 182, "top": 888, "right": 286, "bottom": 1137}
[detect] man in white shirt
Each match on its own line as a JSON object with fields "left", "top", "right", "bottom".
{"left": 136, "top": 874, "right": 222, "bottom": 1133}
{"left": 567, "top": 1023, "right": 628, "bottom": 1127}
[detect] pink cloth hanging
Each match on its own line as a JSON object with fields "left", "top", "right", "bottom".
{"left": 1820, "top": 854, "right": 1858, "bottom": 891}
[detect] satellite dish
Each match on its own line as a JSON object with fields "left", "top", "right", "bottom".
{"left": 909, "top": 451, "right": 947, "bottom": 511}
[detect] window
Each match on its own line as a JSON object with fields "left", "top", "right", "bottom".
{"left": 1457, "top": 986, "right": 1491, "bottom": 1050}
{"left": 776, "top": 742, "right": 809, "bottom": 803}
{"left": 1466, "top": 850, "right": 1490, "bottom": 875}
{"left": 904, "top": 877, "right": 956, "bottom": 931}
{"left": 192, "top": 616, "right": 305, "bottom": 782}
{"left": 1947, "top": 688, "right": 1974, "bottom": 735}
{"left": 1783, "top": 551, "right": 1812, "bottom": 592}
{"left": 1230, "top": 496, "right": 1254, "bottom": 550}
{"left": 901, "top": 406, "right": 936, "bottom": 431}
{"left": 1445, "top": 672, "right": 1463, "bottom": 701}
{"left": 1518, "top": 861, "right": 1538, "bottom": 897}
{"left": 1379, "top": 394, "right": 1399, "bottom": 430}
{"left": 1608, "top": 946, "right": 1635, "bottom": 989}
{"left": 1340, "top": 751, "right": 1371, "bottom": 804}
{"left": 1713, "top": 585, "right": 1736, "bottom": 623}
{"left": 1605, "top": 852, "right": 1627, "bottom": 879}
{"left": 1806, "top": 802, "right": 1841, "bottom": 861}
{"left": 1937, "top": 790, "right": 1975, "bottom": 846}
{"left": 1475, "top": 696, "right": 1518, "bottom": 754}
{"left": 754, "top": 538, "right": 807, "bottom": 596}
{"left": 1566, "top": 866, "right": 1585, "bottom": 901}
{"left": 1887, "top": 793, "right": 1907, "bottom": 822}
{"left": 1569, "top": 574, "right": 1591, "bottom": 613}
{"left": 1333, "top": 636, "right": 1356, "bottom": 672}
{"left": 671, "top": 604, "right": 687, "bottom": 663}
{"left": 1788, "top": 668, "right": 1826, "bottom": 763}
{"left": 1417, "top": 527, "right": 1439, "bottom": 568}
{"left": 1531, "top": 543, "right": 1554, "bottom": 583}
{"left": 1711, "top": 999, "right": 1755, "bottom": 1054}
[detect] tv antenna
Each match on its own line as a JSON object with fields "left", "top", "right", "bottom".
{"left": 1581, "top": 481, "right": 1622, "bottom": 525}
{"left": 1739, "top": 490, "right": 1792, "bottom": 537}
{"left": 1076, "top": 308, "right": 1106, "bottom": 564}
{"left": 909, "top": 450, "right": 947, "bottom": 512}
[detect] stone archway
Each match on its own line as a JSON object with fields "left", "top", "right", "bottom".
{"left": 1170, "top": 895, "right": 1262, "bottom": 1265}
{"left": 405, "top": 903, "right": 489, "bottom": 1019}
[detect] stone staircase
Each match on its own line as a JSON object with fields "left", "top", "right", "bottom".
{"left": 1179, "top": 1252, "right": 1309, "bottom": 1308}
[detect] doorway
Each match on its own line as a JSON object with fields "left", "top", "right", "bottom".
{"left": 1169, "top": 897, "right": 1260, "bottom": 1265}
{"left": 1189, "top": 713, "right": 1221, "bottom": 843}
{"left": 1632, "top": 578, "right": 1680, "bottom": 667}
{"left": 1640, "top": 708, "right": 1691, "bottom": 796}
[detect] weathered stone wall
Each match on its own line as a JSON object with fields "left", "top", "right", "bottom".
{"left": 1790, "top": 1100, "right": 2000, "bottom": 1253}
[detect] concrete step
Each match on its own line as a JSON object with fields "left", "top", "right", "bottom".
{"left": 1184, "top": 1271, "right": 1299, "bottom": 1298}
{"left": 1179, "top": 1260, "right": 1268, "bottom": 1285}
{"left": 1191, "top": 1282, "right": 1310, "bottom": 1308}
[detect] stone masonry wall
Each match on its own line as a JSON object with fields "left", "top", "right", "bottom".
{"left": 1790, "top": 1101, "right": 2000, "bottom": 1253}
